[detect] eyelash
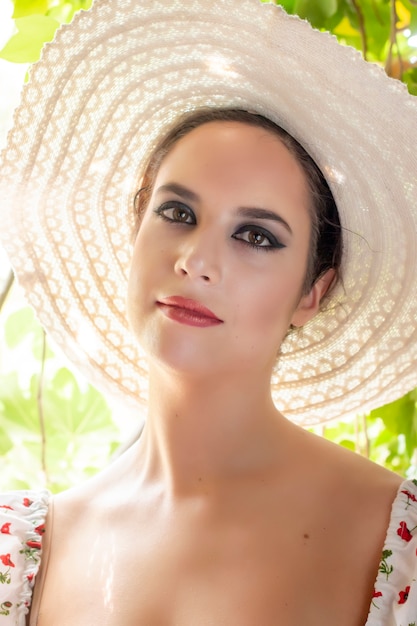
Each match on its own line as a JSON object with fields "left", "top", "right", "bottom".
{"left": 232, "top": 225, "right": 284, "bottom": 251}
{"left": 154, "top": 202, "right": 195, "bottom": 225}
{"left": 153, "top": 202, "right": 285, "bottom": 252}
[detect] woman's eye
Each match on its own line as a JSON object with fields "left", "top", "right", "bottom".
{"left": 233, "top": 226, "right": 284, "bottom": 251}
{"left": 246, "top": 231, "right": 269, "bottom": 246}
{"left": 154, "top": 202, "right": 195, "bottom": 224}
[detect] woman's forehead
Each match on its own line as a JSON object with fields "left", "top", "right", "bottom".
{"left": 154, "top": 121, "right": 309, "bottom": 191}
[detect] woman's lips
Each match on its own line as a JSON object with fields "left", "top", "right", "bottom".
{"left": 156, "top": 296, "right": 223, "bottom": 327}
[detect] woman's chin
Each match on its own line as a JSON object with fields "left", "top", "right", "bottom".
{"left": 138, "top": 335, "right": 219, "bottom": 378}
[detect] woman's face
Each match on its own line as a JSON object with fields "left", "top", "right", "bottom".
{"left": 127, "top": 121, "right": 324, "bottom": 378}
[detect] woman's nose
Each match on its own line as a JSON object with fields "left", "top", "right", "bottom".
{"left": 174, "top": 230, "right": 221, "bottom": 284}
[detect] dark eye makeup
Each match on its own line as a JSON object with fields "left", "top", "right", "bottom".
{"left": 153, "top": 201, "right": 285, "bottom": 251}
{"left": 154, "top": 201, "right": 196, "bottom": 224}
{"left": 232, "top": 225, "right": 285, "bottom": 251}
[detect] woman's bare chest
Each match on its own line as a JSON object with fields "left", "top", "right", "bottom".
{"left": 33, "top": 505, "right": 376, "bottom": 626}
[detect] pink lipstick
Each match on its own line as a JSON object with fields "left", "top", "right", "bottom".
{"left": 156, "top": 296, "right": 223, "bottom": 328}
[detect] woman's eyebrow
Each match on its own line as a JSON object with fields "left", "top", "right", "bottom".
{"left": 156, "top": 182, "right": 199, "bottom": 202}
{"left": 238, "top": 207, "right": 292, "bottom": 235}
{"left": 155, "top": 182, "right": 292, "bottom": 234}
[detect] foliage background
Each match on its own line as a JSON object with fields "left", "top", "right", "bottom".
{"left": 0, "top": 0, "right": 416, "bottom": 492}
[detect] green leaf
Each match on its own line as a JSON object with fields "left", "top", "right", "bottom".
{"left": 4, "top": 307, "right": 36, "bottom": 348}
{"left": 43, "top": 368, "right": 114, "bottom": 437}
{"left": 372, "top": 426, "right": 394, "bottom": 447}
{"left": 403, "top": 67, "right": 417, "bottom": 96}
{"left": 0, "top": 15, "right": 59, "bottom": 63}
{"left": 293, "top": 0, "right": 339, "bottom": 27}
{"left": 0, "top": 426, "right": 13, "bottom": 456}
{"left": 369, "top": 392, "right": 417, "bottom": 464}
{"left": 0, "top": 372, "right": 39, "bottom": 433}
{"left": 3, "top": 306, "right": 53, "bottom": 361}
{"left": 338, "top": 438, "right": 356, "bottom": 451}
{"left": 0, "top": 372, "right": 40, "bottom": 433}
{"left": 273, "top": 0, "right": 296, "bottom": 12}
{"left": 317, "top": 0, "right": 339, "bottom": 19}
{"left": 369, "top": 392, "right": 416, "bottom": 434}
{"left": 47, "top": 2, "right": 79, "bottom": 24}
{"left": 47, "top": 0, "right": 93, "bottom": 24}
{"left": 13, "top": 0, "right": 48, "bottom": 18}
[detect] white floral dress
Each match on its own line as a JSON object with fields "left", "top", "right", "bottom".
{"left": 0, "top": 490, "right": 49, "bottom": 625}
{"left": 1, "top": 482, "right": 417, "bottom": 625}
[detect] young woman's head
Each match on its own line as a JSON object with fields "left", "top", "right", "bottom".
{"left": 127, "top": 109, "right": 343, "bottom": 376}
{"left": 2, "top": 0, "right": 414, "bottom": 421}
{"left": 133, "top": 108, "right": 342, "bottom": 298}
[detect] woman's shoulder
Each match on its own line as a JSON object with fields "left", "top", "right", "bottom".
{"left": 305, "top": 433, "right": 417, "bottom": 622}
{"left": 0, "top": 490, "right": 50, "bottom": 624}
{"left": 298, "top": 432, "right": 417, "bottom": 622}
{"left": 302, "top": 425, "right": 403, "bottom": 488}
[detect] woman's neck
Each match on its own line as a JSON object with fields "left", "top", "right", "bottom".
{"left": 133, "top": 363, "right": 294, "bottom": 496}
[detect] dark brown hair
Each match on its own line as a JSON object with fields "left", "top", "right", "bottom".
{"left": 133, "top": 108, "right": 342, "bottom": 296}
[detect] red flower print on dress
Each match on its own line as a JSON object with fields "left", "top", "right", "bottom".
{"left": 371, "top": 588, "right": 383, "bottom": 608}
{"left": 398, "top": 585, "right": 410, "bottom": 604}
{"left": 402, "top": 489, "right": 417, "bottom": 509}
{"left": 35, "top": 523, "right": 45, "bottom": 535}
{"left": 0, "top": 505, "right": 13, "bottom": 510}
{"left": 397, "top": 521, "right": 413, "bottom": 542}
{"left": 0, "top": 523, "right": 11, "bottom": 534}
{"left": 26, "top": 540, "right": 41, "bottom": 550}
{"left": 0, "top": 554, "right": 15, "bottom": 567}
{"left": 401, "top": 490, "right": 417, "bottom": 502}
{"left": 27, "top": 573, "right": 34, "bottom": 582}
{"left": 23, "top": 498, "right": 32, "bottom": 507}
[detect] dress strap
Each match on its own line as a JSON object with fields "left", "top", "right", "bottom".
{"left": 29, "top": 496, "right": 54, "bottom": 626}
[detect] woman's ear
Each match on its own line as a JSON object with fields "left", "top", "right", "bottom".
{"left": 290, "top": 268, "right": 336, "bottom": 328}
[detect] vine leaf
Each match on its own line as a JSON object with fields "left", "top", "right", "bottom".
{"left": 0, "top": 15, "right": 59, "bottom": 64}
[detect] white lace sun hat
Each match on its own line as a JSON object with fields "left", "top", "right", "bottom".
{"left": 0, "top": 0, "right": 416, "bottom": 425}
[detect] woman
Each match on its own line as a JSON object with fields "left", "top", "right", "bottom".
{"left": 0, "top": 1, "right": 416, "bottom": 625}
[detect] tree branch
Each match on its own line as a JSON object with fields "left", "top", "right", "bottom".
{"left": 0, "top": 271, "right": 14, "bottom": 313}
{"left": 37, "top": 329, "right": 49, "bottom": 485}
{"left": 351, "top": 0, "right": 368, "bottom": 59}
{"left": 385, "top": 0, "right": 403, "bottom": 78}
{"left": 361, "top": 414, "right": 370, "bottom": 458}
{"left": 354, "top": 414, "right": 361, "bottom": 453}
